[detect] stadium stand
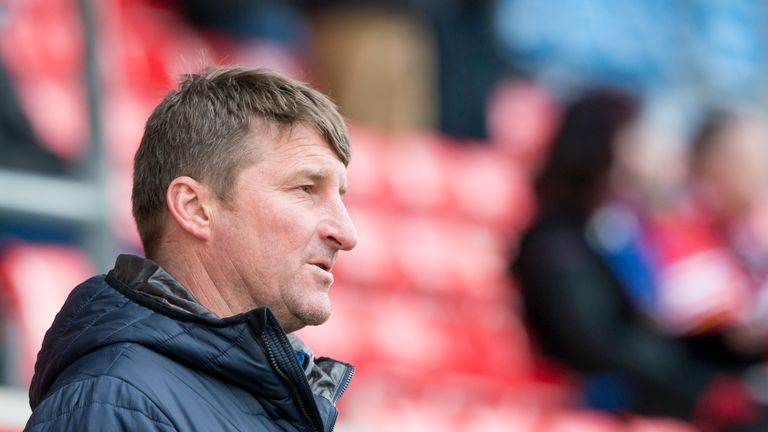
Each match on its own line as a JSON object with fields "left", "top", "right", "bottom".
{"left": 0, "top": 0, "right": 702, "bottom": 430}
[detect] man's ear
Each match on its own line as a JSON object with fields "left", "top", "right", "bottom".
{"left": 166, "top": 176, "right": 213, "bottom": 241}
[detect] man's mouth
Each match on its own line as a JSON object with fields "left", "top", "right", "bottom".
{"left": 311, "top": 262, "right": 331, "bottom": 272}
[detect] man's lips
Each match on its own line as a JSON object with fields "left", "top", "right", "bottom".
{"left": 309, "top": 261, "right": 332, "bottom": 272}
{"left": 309, "top": 261, "right": 335, "bottom": 285}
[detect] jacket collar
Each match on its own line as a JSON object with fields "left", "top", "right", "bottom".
{"left": 31, "top": 254, "right": 353, "bottom": 431}
{"left": 112, "top": 254, "right": 218, "bottom": 318}
{"left": 110, "top": 254, "right": 353, "bottom": 429}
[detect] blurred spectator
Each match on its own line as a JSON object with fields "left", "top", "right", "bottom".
{"left": 512, "top": 89, "right": 768, "bottom": 431}
{"left": 650, "top": 113, "right": 768, "bottom": 368}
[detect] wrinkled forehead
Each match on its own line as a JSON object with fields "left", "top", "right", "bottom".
{"left": 244, "top": 119, "right": 345, "bottom": 165}
{"left": 243, "top": 121, "right": 348, "bottom": 183}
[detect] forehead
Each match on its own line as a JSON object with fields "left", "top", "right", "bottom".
{"left": 246, "top": 124, "right": 348, "bottom": 181}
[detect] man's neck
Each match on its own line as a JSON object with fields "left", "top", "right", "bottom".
{"left": 154, "top": 248, "right": 235, "bottom": 318}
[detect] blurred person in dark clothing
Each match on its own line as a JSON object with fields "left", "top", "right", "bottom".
{"left": 512, "top": 89, "right": 768, "bottom": 431}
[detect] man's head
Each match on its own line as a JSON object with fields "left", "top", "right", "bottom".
{"left": 133, "top": 67, "right": 350, "bottom": 256}
{"left": 132, "top": 66, "right": 357, "bottom": 329}
{"left": 534, "top": 88, "right": 638, "bottom": 214}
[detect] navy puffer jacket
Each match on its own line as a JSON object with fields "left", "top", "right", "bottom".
{"left": 25, "top": 255, "right": 354, "bottom": 431}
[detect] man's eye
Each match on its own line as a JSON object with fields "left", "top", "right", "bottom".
{"left": 299, "top": 185, "right": 314, "bottom": 193}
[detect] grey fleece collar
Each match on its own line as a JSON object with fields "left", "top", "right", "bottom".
{"left": 113, "top": 254, "right": 218, "bottom": 319}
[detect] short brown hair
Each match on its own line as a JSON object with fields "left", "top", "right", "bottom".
{"left": 132, "top": 66, "right": 350, "bottom": 257}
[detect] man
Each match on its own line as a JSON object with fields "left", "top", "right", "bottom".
{"left": 25, "top": 66, "right": 358, "bottom": 431}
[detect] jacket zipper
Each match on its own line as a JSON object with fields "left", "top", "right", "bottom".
{"left": 261, "top": 324, "right": 322, "bottom": 432}
{"left": 332, "top": 364, "right": 354, "bottom": 403}
{"left": 328, "top": 364, "right": 354, "bottom": 432}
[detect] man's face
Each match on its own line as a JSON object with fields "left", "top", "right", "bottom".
{"left": 212, "top": 125, "right": 357, "bottom": 332}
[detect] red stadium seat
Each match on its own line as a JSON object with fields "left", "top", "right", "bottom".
{"left": 444, "top": 145, "right": 535, "bottom": 234}
{"left": 382, "top": 132, "right": 451, "bottom": 215}
{"left": 459, "top": 405, "right": 541, "bottom": 432}
{"left": 331, "top": 207, "right": 401, "bottom": 289}
{"left": 390, "top": 215, "right": 457, "bottom": 294}
{"left": 0, "top": 243, "right": 94, "bottom": 386}
{"left": 486, "top": 78, "right": 558, "bottom": 174}
{"left": 365, "top": 293, "right": 467, "bottom": 373}
{"left": 538, "top": 410, "right": 628, "bottom": 432}
{"left": 462, "top": 300, "right": 534, "bottom": 381}
{"left": 345, "top": 125, "right": 390, "bottom": 206}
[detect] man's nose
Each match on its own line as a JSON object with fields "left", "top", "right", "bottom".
{"left": 320, "top": 200, "right": 358, "bottom": 251}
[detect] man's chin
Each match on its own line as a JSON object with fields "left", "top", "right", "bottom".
{"left": 299, "top": 300, "right": 332, "bottom": 327}
{"left": 300, "top": 309, "right": 331, "bottom": 327}
{"left": 277, "top": 304, "right": 330, "bottom": 333}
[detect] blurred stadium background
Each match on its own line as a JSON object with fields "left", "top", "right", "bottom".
{"left": 1, "top": 0, "right": 768, "bottom": 431}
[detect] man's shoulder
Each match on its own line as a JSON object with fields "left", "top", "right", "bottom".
{"left": 30, "top": 341, "right": 279, "bottom": 431}
{"left": 26, "top": 343, "right": 177, "bottom": 431}
{"left": 37, "top": 342, "right": 170, "bottom": 402}
{"left": 51, "top": 341, "right": 188, "bottom": 397}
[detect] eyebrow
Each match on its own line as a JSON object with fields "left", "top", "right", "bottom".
{"left": 295, "top": 168, "right": 347, "bottom": 196}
